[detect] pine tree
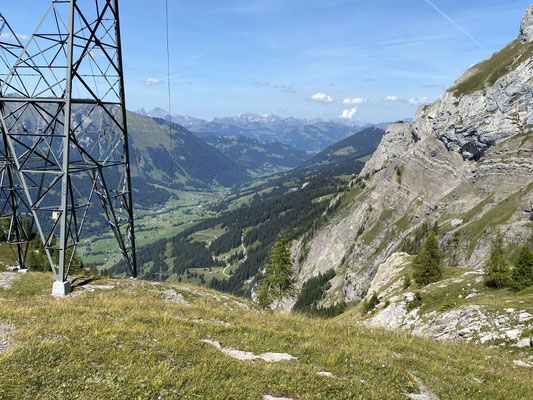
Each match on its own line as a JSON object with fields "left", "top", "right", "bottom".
{"left": 257, "top": 234, "right": 295, "bottom": 309}
{"left": 484, "top": 231, "right": 510, "bottom": 289}
{"left": 413, "top": 231, "right": 443, "bottom": 286}
{"left": 511, "top": 244, "right": 533, "bottom": 290}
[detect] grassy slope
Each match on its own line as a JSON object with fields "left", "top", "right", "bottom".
{"left": 450, "top": 39, "right": 533, "bottom": 97}
{"left": 1, "top": 272, "right": 532, "bottom": 399}
{"left": 298, "top": 127, "right": 384, "bottom": 172}
{"left": 0, "top": 243, "right": 17, "bottom": 270}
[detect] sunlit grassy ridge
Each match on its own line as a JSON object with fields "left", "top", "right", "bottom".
{"left": 0, "top": 272, "right": 532, "bottom": 399}
{"left": 450, "top": 39, "right": 533, "bottom": 97}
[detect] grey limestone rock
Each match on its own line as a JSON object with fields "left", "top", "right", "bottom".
{"left": 519, "top": 5, "right": 533, "bottom": 43}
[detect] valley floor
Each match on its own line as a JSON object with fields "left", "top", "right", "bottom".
{"left": 0, "top": 271, "right": 532, "bottom": 399}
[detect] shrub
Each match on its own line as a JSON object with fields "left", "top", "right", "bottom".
{"left": 407, "top": 292, "right": 422, "bottom": 310}
{"left": 362, "top": 292, "right": 380, "bottom": 314}
{"left": 402, "top": 274, "right": 411, "bottom": 289}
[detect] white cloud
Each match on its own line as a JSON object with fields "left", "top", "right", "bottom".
{"left": 310, "top": 92, "right": 334, "bottom": 103}
{"left": 408, "top": 97, "right": 430, "bottom": 106}
{"left": 384, "top": 96, "right": 400, "bottom": 102}
{"left": 0, "top": 32, "right": 29, "bottom": 41}
{"left": 89, "top": 50, "right": 106, "bottom": 59}
{"left": 339, "top": 106, "right": 358, "bottom": 119}
{"left": 144, "top": 78, "right": 161, "bottom": 86}
{"left": 343, "top": 97, "right": 367, "bottom": 105}
{"left": 256, "top": 80, "right": 270, "bottom": 86}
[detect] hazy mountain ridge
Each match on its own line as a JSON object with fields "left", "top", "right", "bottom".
{"left": 126, "top": 113, "right": 249, "bottom": 190}
{"left": 137, "top": 109, "right": 390, "bottom": 154}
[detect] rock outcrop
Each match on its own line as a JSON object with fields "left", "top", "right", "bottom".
{"left": 351, "top": 252, "right": 533, "bottom": 347}
{"left": 519, "top": 5, "right": 533, "bottom": 43}
{"left": 364, "top": 301, "right": 533, "bottom": 347}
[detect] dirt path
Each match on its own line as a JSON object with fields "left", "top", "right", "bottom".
{"left": 223, "top": 230, "right": 247, "bottom": 278}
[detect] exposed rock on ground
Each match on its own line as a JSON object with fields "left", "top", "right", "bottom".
{"left": 0, "top": 272, "right": 21, "bottom": 290}
{"left": 365, "top": 302, "right": 533, "bottom": 347}
{"left": 0, "top": 323, "right": 14, "bottom": 354}
{"left": 201, "top": 339, "right": 297, "bottom": 362}
{"left": 405, "top": 376, "right": 440, "bottom": 400}
{"left": 358, "top": 253, "right": 533, "bottom": 347}
{"left": 162, "top": 288, "right": 190, "bottom": 306}
{"left": 69, "top": 283, "right": 117, "bottom": 297}
{"left": 514, "top": 359, "right": 533, "bottom": 368}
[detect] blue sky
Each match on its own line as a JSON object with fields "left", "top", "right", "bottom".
{"left": 2, "top": 0, "right": 531, "bottom": 123}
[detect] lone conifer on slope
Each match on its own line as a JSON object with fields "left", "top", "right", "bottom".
{"left": 484, "top": 231, "right": 511, "bottom": 289}
{"left": 413, "top": 231, "right": 443, "bottom": 286}
{"left": 257, "top": 234, "right": 295, "bottom": 309}
{"left": 512, "top": 243, "right": 533, "bottom": 290}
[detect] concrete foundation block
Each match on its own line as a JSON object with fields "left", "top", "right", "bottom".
{"left": 52, "top": 280, "right": 71, "bottom": 297}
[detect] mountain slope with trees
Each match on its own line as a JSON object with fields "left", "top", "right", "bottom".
{"left": 203, "top": 135, "right": 310, "bottom": 176}
{"left": 296, "top": 127, "right": 384, "bottom": 176}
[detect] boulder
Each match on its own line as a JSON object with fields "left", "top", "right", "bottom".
{"left": 450, "top": 218, "right": 463, "bottom": 228}
{"left": 403, "top": 292, "right": 416, "bottom": 303}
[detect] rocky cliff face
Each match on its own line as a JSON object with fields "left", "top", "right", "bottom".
{"left": 291, "top": 7, "right": 533, "bottom": 307}
{"left": 519, "top": 5, "right": 533, "bottom": 43}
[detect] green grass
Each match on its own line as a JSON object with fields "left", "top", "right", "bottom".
{"left": 189, "top": 224, "right": 227, "bottom": 243}
{"left": 0, "top": 272, "right": 532, "bottom": 399}
{"left": 456, "top": 184, "right": 533, "bottom": 258}
{"left": 80, "top": 189, "right": 224, "bottom": 268}
{"left": 393, "top": 215, "right": 411, "bottom": 233}
{"left": 361, "top": 209, "right": 394, "bottom": 246}
{"left": 409, "top": 269, "right": 533, "bottom": 321}
{"left": 451, "top": 39, "right": 533, "bottom": 97}
{"left": 0, "top": 242, "right": 17, "bottom": 270}
{"left": 460, "top": 195, "right": 495, "bottom": 225}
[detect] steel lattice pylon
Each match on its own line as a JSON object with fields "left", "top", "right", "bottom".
{"left": 0, "top": 0, "right": 137, "bottom": 295}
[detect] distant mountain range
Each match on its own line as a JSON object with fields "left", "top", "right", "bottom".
{"left": 8, "top": 101, "right": 388, "bottom": 214}
{"left": 136, "top": 109, "right": 390, "bottom": 154}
